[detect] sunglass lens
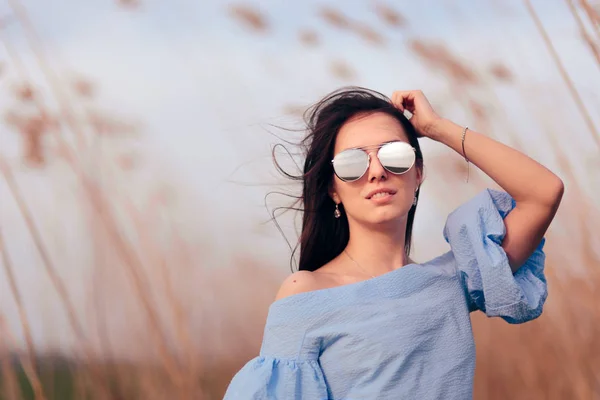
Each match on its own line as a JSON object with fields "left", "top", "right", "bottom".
{"left": 378, "top": 142, "right": 415, "bottom": 174}
{"left": 333, "top": 149, "right": 369, "bottom": 181}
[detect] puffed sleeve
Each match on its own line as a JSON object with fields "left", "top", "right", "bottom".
{"left": 223, "top": 300, "right": 329, "bottom": 399}
{"left": 443, "top": 189, "right": 547, "bottom": 324}
{"left": 223, "top": 356, "right": 328, "bottom": 399}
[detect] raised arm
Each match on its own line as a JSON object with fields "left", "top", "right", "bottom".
{"left": 392, "top": 90, "right": 564, "bottom": 273}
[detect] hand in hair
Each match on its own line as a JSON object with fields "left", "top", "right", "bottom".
{"left": 391, "top": 90, "right": 442, "bottom": 139}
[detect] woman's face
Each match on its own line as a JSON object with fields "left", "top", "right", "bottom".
{"left": 330, "top": 112, "right": 422, "bottom": 227}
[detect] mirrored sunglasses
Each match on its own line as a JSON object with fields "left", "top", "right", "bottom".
{"left": 331, "top": 141, "right": 416, "bottom": 182}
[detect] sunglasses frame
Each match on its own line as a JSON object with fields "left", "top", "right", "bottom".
{"left": 331, "top": 141, "right": 417, "bottom": 183}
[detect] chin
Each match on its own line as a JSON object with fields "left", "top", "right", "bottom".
{"left": 367, "top": 206, "right": 410, "bottom": 225}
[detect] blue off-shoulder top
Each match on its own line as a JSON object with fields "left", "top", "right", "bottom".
{"left": 224, "top": 189, "right": 547, "bottom": 399}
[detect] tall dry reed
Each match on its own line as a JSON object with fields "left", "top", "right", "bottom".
{"left": 0, "top": 1, "right": 598, "bottom": 399}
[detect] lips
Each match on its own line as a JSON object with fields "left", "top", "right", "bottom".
{"left": 365, "top": 188, "right": 397, "bottom": 199}
{"left": 370, "top": 192, "right": 394, "bottom": 200}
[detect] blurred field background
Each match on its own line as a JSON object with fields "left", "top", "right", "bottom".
{"left": 0, "top": 0, "right": 599, "bottom": 399}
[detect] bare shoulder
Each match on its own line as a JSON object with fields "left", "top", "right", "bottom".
{"left": 274, "top": 270, "right": 323, "bottom": 301}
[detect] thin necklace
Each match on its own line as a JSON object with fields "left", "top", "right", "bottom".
{"left": 343, "top": 249, "right": 376, "bottom": 279}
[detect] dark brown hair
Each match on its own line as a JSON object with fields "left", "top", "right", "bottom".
{"left": 272, "top": 87, "right": 424, "bottom": 272}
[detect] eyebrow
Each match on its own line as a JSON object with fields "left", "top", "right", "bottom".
{"left": 343, "top": 140, "right": 403, "bottom": 151}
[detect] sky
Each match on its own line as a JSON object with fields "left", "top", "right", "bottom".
{"left": 0, "top": 0, "right": 599, "bottom": 357}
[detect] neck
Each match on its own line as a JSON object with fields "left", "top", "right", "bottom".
{"left": 344, "top": 218, "right": 411, "bottom": 275}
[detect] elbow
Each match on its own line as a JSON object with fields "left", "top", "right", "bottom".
{"left": 528, "top": 176, "right": 564, "bottom": 210}
{"left": 549, "top": 177, "right": 565, "bottom": 209}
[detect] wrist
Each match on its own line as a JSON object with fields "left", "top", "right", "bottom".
{"left": 424, "top": 118, "right": 460, "bottom": 143}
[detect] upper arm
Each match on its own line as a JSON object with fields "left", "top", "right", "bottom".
{"left": 502, "top": 182, "right": 564, "bottom": 272}
{"left": 275, "top": 271, "right": 319, "bottom": 301}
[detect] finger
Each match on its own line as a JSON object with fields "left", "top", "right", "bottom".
{"left": 401, "top": 93, "right": 418, "bottom": 113}
{"left": 391, "top": 92, "right": 404, "bottom": 112}
{"left": 401, "top": 90, "right": 426, "bottom": 111}
{"left": 394, "top": 90, "right": 418, "bottom": 102}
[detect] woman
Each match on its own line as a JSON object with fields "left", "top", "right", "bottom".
{"left": 224, "top": 87, "right": 564, "bottom": 399}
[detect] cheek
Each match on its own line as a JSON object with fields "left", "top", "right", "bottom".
{"left": 335, "top": 182, "right": 362, "bottom": 205}
{"left": 398, "top": 170, "right": 419, "bottom": 189}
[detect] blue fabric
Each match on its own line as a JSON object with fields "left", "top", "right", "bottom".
{"left": 224, "top": 189, "right": 547, "bottom": 399}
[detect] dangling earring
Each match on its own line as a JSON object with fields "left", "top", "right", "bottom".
{"left": 334, "top": 203, "right": 341, "bottom": 218}
{"left": 412, "top": 196, "right": 417, "bottom": 206}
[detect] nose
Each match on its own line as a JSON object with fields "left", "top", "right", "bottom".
{"left": 366, "top": 151, "right": 387, "bottom": 182}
